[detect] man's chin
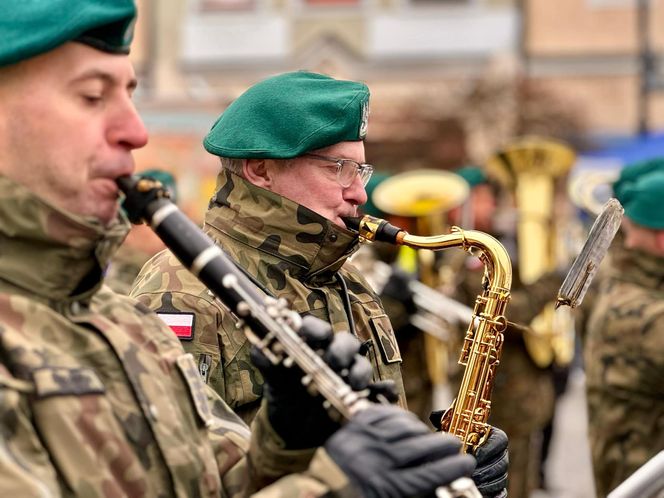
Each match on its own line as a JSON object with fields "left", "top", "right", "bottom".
{"left": 94, "top": 202, "right": 121, "bottom": 227}
{"left": 335, "top": 216, "right": 349, "bottom": 229}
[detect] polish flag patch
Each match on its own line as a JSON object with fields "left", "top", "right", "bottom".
{"left": 157, "top": 312, "right": 195, "bottom": 341}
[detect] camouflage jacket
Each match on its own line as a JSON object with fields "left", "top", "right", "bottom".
{"left": 584, "top": 245, "right": 664, "bottom": 497}
{"left": 0, "top": 176, "right": 359, "bottom": 498}
{"left": 131, "top": 170, "right": 405, "bottom": 423}
{"left": 104, "top": 241, "right": 152, "bottom": 295}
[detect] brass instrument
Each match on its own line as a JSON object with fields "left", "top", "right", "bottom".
{"left": 568, "top": 168, "right": 620, "bottom": 216}
{"left": 486, "top": 136, "right": 577, "bottom": 368}
{"left": 371, "top": 169, "right": 470, "bottom": 387}
{"left": 607, "top": 450, "right": 664, "bottom": 498}
{"left": 344, "top": 214, "right": 512, "bottom": 453}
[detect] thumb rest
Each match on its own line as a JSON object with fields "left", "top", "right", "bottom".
{"left": 344, "top": 214, "right": 512, "bottom": 453}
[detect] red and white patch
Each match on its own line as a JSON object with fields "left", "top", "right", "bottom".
{"left": 157, "top": 312, "right": 195, "bottom": 340}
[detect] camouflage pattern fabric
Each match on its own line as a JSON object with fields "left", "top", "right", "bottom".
{"left": 449, "top": 255, "right": 558, "bottom": 498}
{"left": 374, "top": 253, "right": 433, "bottom": 423}
{"left": 0, "top": 175, "right": 361, "bottom": 497}
{"left": 131, "top": 170, "right": 406, "bottom": 424}
{"left": 584, "top": 245, "right": 664, "bottom": 497}
{"left": 104, "top": 241, "right": 152, "bottom": 295}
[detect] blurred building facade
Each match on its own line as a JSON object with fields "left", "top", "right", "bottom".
{"left": 525, "top": 0, "right": 664, "bottom": 136}
{"left": 128, "top": 0, "right": 663, "bottom": 219}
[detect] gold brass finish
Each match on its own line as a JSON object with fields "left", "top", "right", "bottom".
{"left": 487, "top": 136, "right": 577, "bottom": 367}
{"left": 372, "top": 169, "right": 470, "bottom": 218}
{"left": 353, "top": 215, "right": 513, "bottom": 453}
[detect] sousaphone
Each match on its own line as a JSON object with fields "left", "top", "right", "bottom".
{"left": 487, "top": 136, "right": 577, "bottom": 368}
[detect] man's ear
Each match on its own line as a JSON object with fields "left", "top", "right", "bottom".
{"left": 243, "top": 159, "right": 272, "bottom": 188}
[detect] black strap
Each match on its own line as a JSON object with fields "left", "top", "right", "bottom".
{"left": 334, "top": 273, "right": 357, "bottom": 337}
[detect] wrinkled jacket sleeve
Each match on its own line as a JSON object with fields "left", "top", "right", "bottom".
{"left": 204, "top": 386, "right": 358, "bottom": 498}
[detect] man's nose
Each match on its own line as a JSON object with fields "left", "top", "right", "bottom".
{"left": 108, "top": 100, "right": 149, "bottom": 150}
{"left": 344, "top": 174, "right": 368, "bottom": 206}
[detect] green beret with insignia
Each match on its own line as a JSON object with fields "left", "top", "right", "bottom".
{"left": 456, "top": 166, "right": 487, "bottom": 188}
{"left": 1, "top": 0, "right": 136, "bottom": 67}
{"left": 204, "top": 71, "right": 370, "bottom": 159}
{"left": 613, "top": 158, "right": 664, "bottom": 229}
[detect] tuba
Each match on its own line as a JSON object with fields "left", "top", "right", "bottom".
{"left": 343, "top": 214, "right": 512, "bottom": 453}
{"left": 486, "top": 136, "right": 577, "bottom": 368}
{"left": 371, "top": 169, "right": 470, "bottom": 388}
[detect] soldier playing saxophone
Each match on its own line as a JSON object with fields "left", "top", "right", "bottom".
{"left": 131, "top": 70, "right": 509, "bottom": 496}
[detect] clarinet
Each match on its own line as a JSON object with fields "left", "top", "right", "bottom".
{"left": 118, "top": 175, "right": 368, "bottom": 419}
{"left": 117, "top": 175, "right": 481, "bottom": 498}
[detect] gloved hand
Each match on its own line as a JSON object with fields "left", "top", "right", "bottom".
{"left": 251, "top": 315, "right": 374, "bottom": 449}
{"left": 471, "top": 427, "right": 508, "bottom": 498}
{"left": 428, "top": 409, "right": 509, "bottom": 498}
{"left": 325, "top": 405, "right": 476, "bottom": 498}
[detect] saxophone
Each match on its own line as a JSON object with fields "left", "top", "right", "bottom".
{"left": 343, "top": 214, "right": 512, "bottom": 453}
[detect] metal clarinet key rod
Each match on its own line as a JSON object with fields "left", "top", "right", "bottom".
{"left": 607, "top": 450, "right": 664, "bottom": 498}
{"left": 117, "top": 175, "right": 482, "bottom": 498}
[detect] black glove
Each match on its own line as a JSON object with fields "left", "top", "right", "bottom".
{"left": 251, "top": 315, "right": 373, "bottom": 449}
{"left": 472, "top": 427, "right": 508, "bottom": 498}
{"left": 428, "top": 409, "right": 509, "bottom": 498}
{"left": 326, "top": 405, "right": 476, "bottom": 498}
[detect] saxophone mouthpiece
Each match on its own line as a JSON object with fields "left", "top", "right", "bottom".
{"left": 342, "top": 215, "right": 404, "bottom": 244}
{"left": 342, "top": 216, "right": 362, "bottom": 232}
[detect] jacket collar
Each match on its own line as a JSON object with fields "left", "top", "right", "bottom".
{"left": 609, "top": 243, "right": 664, "bottom": 292}
{"left": 0, "top": 176, "right": 129, "bottom": 303}
{"left": 205, "top": 170, "right": 360, "bottom": 281}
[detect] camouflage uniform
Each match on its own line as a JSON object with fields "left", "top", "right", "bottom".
{"left": 0, "top": 176, "right": 362, "bottom": 497}
{"left": 450, "top": 253, "right": 558, "bottom": 498}
{"left": 104, "top": 242, "right": 152, "bottom": 295}
{"left": 131, "top": 170, "right": 406, "bottom": 423}
{"left": 584, "top": 245, "right": 664, "bottom": 497}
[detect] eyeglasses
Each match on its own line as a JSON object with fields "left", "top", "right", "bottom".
{"left": 303, "top": 153, "right": 374, "bottom": 188}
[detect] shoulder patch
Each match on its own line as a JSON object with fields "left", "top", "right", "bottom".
{"left": 157, "top": 312, "right": 195, "bottom": 341}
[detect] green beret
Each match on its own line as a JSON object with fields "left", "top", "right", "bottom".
{"left": 613, "top": 158, "right": 664, "bottom": 229}
{"left": 204, "top": 71, "right": 370, "bottom": 159}
{"left": 456, "top": 166, "right": 487, "bottom": 187}
{"left": 1, "top": 0, "right": 136, "bottom": 67}
{"left": 139, "top": 169, "right": 178, "bottom": 204}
